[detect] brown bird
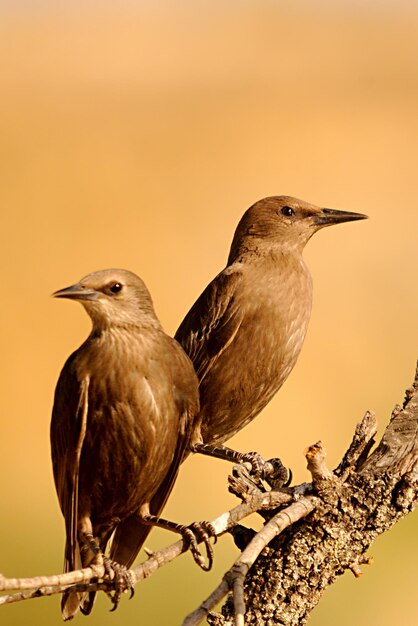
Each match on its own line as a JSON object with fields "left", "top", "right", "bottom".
{"left": 51, "top": 269, "right": 213, "bottom": 620}
{"left": 174, "top": 196, "right": 368, "bottom": 470}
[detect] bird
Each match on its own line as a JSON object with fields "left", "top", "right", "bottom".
{"left": 173, "top": 196, "right": 368, "bottom": 472}
{"left": 50, "top": 268, "right": 213, "bottom": 620}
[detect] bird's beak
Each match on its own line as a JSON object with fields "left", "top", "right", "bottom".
{"left": 52, "top": 283, "right": 100, "bottom": 301}
{"left": 312, "top": 208, "right": 368, "bottom": 226}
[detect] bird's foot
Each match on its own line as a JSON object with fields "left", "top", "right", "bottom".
{"left": 229, "top": 462, "right": 265, "bottom": 498}
{"left": 192, "top": 443, "right": 289, "bottom": 488}
{"left": 239, "top": 451, "right": 266, "bottom": 479}
{"left": 139, "top": 512, "right": 217, "bottom": 571}
{"left": 229, "top": 457, "right": 291, "bottom": 499}
{"left": 240, "top": 452, "right": 291, "bottom": 488}
{"left": 102, "top": 557, "right": 135, "bottom": 612}
{"left": 192, "top": 443, "right": 267, "bottom": 478}
{"left": 263, "top": 457, "right": 292, "bottom": 489}
{"left": 181, "top": 521, "right": 217, "bottom": 572}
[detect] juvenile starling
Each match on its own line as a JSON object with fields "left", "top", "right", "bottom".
{"left": 174, "top": 196, "right": 367, "bottom": 470}
{"left": 51, "top": 269, "right": 213, "bottom": 620}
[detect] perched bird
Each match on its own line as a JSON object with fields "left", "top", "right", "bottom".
{"left": 51, "top": 269, "right": 212, "bottom": 620}
{"left": 174, "top": 196, "right": 368, "bottom": 468}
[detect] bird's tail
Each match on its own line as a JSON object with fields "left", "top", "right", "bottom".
{"left": 61, "top": 539, "right": 83, "bottom": 621}
{"left": 109, "top": 464, "right": 178, "bottom": 569}
{"left": 60, "top": 540, "right": 97, "bottom": 620}
{"left": 109, "top": 516, "right": 153, "bottom": 569}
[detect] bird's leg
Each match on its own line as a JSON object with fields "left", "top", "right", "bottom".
{"left": 264, "top": 457, "right": 292, "bottom": 489}
{"left": 191, "top": 443, "right": 290, "bottom": 486}
{"left": 139, "top": 512, "right": 217, "bottom": 571}
{"left": 191, "top": 442, "right": 266, "bottom": 477}
{"left": 228, "top": 462, "right": 265, "bottom": 497}
{"left": 79, "top": 531, "right": 102, "bottom": 562}
{"left": 105, "top": 561, "right": 135, "bottom": 612}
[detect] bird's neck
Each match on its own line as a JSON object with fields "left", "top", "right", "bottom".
{"left": 89, "top": 317, "right": 161, "bottom": 339}
{"left": 84, "top": 323, "right": 164, "bottom": 370}
{"left": 229, "top": 240, "right": 306, "bottom": 267}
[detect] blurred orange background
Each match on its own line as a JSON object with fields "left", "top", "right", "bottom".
{"left": 1, "top": 2, "right": 417, "bottom": 625}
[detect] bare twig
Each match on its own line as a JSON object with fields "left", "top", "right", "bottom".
{"left": 0, "top": 489, "right": 291, "bottom": 606}
{"left": 183, "top": 495, "right": 319, "bottom": 626}
{"left": 335, "top": 410, "right": 377, "bottom": 478}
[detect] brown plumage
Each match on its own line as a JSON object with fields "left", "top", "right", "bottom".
{"left": 107, "top": 198, "right": 366, "bottom": 576}
{"left": 50, "top": 269, "right": 200, "bottom": 619}
{"left": 174, "top": 196, "right": 367, "bottom": 458}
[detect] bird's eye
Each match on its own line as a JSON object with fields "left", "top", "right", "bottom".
{"left": 281, "top": 206, "right": 295, "bottom": 217}
{"left": 109, "top": 282, "right": 123, "bottom": 294}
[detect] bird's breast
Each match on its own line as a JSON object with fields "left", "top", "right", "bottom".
{"left": 200, "top": 259, "right": 313, "bottom": 444}
{"left": 75, "top": 331, "right": 182, "bottom": 520}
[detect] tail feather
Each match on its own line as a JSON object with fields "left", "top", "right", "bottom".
{"left": 60, "top": 539, "right": 97, "bottom": 619}
{"left": 109, "top": 516, "right": 153, "bottom": 569}
{"left": 109, "top": 474, "right": 173, "bottom": 568}
{"left": 61, "top": 590, "right": 82, "bottom": 621}
{"left": 61, "top": 540, "right": 85, "bottom": 620}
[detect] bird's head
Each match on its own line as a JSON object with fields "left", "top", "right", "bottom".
{"left": 228, "top": 196, "right": 367, "bottom": 263}
{"left": 53, "top": 269, "right": 159, "bottom": 331}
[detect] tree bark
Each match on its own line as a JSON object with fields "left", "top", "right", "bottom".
{"left": 207, "top": 364, "right": 418, "bottom": 626}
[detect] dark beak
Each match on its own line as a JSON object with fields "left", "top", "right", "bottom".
{"left": 52, "top": 283, "right": 100, "bottom": 301}
{"left": 313, "top": 208, "right": 368, "bottom": 226}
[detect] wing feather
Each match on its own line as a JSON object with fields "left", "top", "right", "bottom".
{"left": 175, "top": 267, "right": 243, "bottom": 383}
{"left": 50, "top": 354, "right": 89, "bottom": 572}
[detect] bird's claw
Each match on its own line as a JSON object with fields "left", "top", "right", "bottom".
{"left": 263, "top": 457, "right": 292, "bottom": 488}
{"left": 229, "top": 462, "right": 265, "bottom": 498}
{"left": 102, "top": 557, "right": 135, "bottom": 612}
{"left": 182, "top": 521, "right": 217, "bottom": 571}
{"left": 229, "top": 456, "right": 291, "bottom": 499}
{"left": 239, "top": 451, "right": 266, "bottom": 479}
{"left": 240, "top": 452, "right": 290, "bottom": 488}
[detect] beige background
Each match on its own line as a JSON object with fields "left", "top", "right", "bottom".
{"left": 1, "top": 2, "right": 417, "bottom": 625}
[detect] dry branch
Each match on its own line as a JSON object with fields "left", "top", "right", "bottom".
{"left": 201, "top": 362, "right": 418, "bottom": 626}
{"left": 0, "top": 490, "right": 291, "bottom": 605}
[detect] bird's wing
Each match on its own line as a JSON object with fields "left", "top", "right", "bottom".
{"left": 174, "top": 266, "right": 243, "bottom": 383}
{"left": 50, "top": 356, "right": 89, "bottom": 572}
